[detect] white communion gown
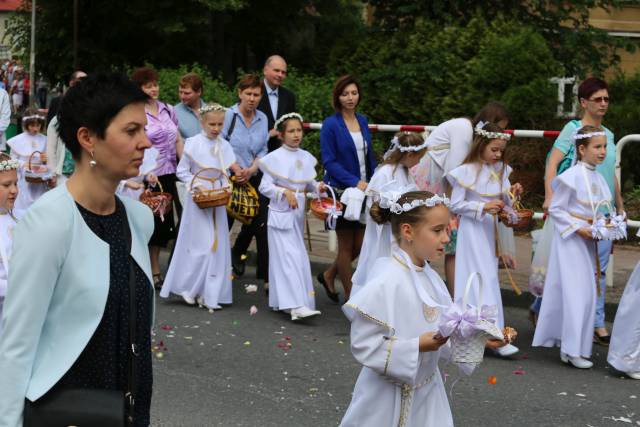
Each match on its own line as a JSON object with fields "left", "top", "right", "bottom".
{"left": 160, "top": 132, "right": 236, "bottom": 308}
{"left": 608, "top": 242, "right": 640, "bottom": 374}
{"left": 116, "top": 147, "right": 159, "bottom": 200}
{"left": 7, "top": 132, "right": 47, "bottom": 216}
{"left": 447, "top": 162, "right": 513, "bottom": 329}
{"left": 532, "top": 162, "right": 612, "bottom": 358}
{"left": 341, "top": 248, "right": 454, "bottom": 427}
{"left": 258, "top": 145, "right": 321, "bottom": 311}
{"left": 351, "top": 163, "right": 413, "bottom": 296}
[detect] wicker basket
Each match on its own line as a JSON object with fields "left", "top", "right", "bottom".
{"left": 24, "top": 151, "right": 51, "bottom": 183}
{"left": 191, "top": 167, "right": 232, "bottom": 209}
{"left": 499, "top": 199, "right": 533, "bottom": 231}
{"left": 139, "top": 180, "right": 173, "bottom": 217}
{"left": 310, "top": 186, "right": 343, "bottom": 222}
{"left": 451, "top": 272, "right": 504, "bottom": 365}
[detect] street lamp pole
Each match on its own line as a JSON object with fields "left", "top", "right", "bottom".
{"left": 29, "top": 0, "right": 36, "bottom": 107}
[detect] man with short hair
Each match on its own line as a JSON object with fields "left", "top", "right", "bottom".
{"left": 258, "top": 55, "right": 297, "bottom": 152}
{"left": 174, "top": 72, "right": 206, "bottom": 139}
{"left": 46, "top": 70, "right": 87, "bottom": 123}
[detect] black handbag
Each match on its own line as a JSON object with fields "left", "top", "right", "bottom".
{"left": 24, "top": 205, "right": 139, "bottom": 427}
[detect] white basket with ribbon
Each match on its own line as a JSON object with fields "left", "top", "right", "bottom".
{"left": 438, "top": 272, "right": 503, "bottom": 369}
{"left": 309, "top": 185, "right": 343, "bottom": 230}
{"left": 590, "top": 199, "right": 627, "bottom": 241}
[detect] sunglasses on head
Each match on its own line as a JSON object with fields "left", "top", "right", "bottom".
{"left": 588, "top": 96, "right": 610, "bottom": 103}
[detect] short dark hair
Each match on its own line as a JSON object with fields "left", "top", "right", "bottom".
{"left": 578, "top": 77, "right": 608, "bottom": 102}
{"left": 237, "top": 74, "right": 262, "bottom": 92}
{"left": 21, "top": 107, "right": 45, "bottom": 130}
{"left": 57, "top": 72, "right": 149, "bottom": 160}
{"left": 332, "top": 75, "right": 361, "bottom": 112}
{"left": 179, "top": 72, "right": 203, "bottom": 92}
{"left": 130, "top": 67, "right": 159, "bottom": 88}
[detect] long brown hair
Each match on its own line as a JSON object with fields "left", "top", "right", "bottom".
{"left": 462, "top": 122, "right": 509, "bottom": 186}
{"left": 383, "top": 132, "right": 426, "bottom": 166}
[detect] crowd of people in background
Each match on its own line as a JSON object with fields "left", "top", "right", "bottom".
{"left": 0, "top": 52, "right": 637, "bottom": 427}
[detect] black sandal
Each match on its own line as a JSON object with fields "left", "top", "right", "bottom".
{"left": 593, "top": 332, "right": 611, "bottom": 346}
{"left": 153, "top": 274, "right": 164, "bottom": 290}
{"left": 317, "top": 272, "right": 339, "bottom": 302}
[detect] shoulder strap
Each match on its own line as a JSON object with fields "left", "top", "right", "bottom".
{"left": 120, "top": 200, "right": 138, "bottom": 425}
{"left": 226, "top": 113, "right": 237, "bottom": 140}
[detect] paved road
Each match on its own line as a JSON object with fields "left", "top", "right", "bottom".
{"left": 151, "top": 268, "right": 639, "bottom": 427}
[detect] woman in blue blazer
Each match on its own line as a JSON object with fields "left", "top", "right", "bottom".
{"left": 318, "top": 75, "right": 376, "bottom": 303}
{"left": 0, "top": 73, "right": 156, "bottom": 426}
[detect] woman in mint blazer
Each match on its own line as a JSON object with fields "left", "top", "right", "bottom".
{"left": 0, "top": 73, "right": 156, "bottom": 426}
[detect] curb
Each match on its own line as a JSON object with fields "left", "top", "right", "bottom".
{"left": 244, "top": 251, "right": 620, "bottom": 320}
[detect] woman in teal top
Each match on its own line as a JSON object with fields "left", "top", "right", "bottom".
{"left": 533, "top": 77, "right": 624, "bottom": 345}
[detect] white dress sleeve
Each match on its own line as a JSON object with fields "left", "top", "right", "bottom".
{"left": 258, "top": 170, "right": 283, "bottom": 202}
{"left": 548, "top": 179, "right": 581, "bottom": 239}
{"left": 448, "top": 179, "right": 485, "bottom": 220}
{"left": 348, "top": 310, "right": 421, "bottom": 385}
{"left": 176, "top": 151, "right": 196, "bottom": 190}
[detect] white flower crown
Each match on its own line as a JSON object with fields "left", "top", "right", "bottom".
{"left": 0, "top": 159, "right": 19, "bottom": 171}
{"left": 22, "top": 114, "right": 45, "bottom": 122}
{"left": 382, "top": 134, "right": 429, "bottom": 160}
{"left": 474, "top": 121, "right": 511, "bottom": 140}
{"left": 379, "top": 186, "right": 450, "bottom": 214}
{"left": 572, "top": 131, "right": 605, "bottom": 141}
{"left": 200, "top": 103, "right": 226, "bottom": 115}
{"left": 274, "top": 112, "right": 304, "bottom": 130}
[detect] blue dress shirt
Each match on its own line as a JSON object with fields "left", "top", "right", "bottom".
{"left": 222, "top": 104, "right": 269, "bottom": 169}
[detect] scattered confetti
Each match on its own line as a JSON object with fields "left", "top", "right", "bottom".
{"left": 603, "top": 416, "right": 632, "bottom": 423}
{"left": 244, "top": 341, "right": 251, "bottom": 346}
{"left": 337, "top": 340, "right": 344, "bottom": 345}
{"left": 208, "top": 309, "right": 214, "bottom": 313}
{"left": 249, "top": 305, "right": 258, "bottom": 315}
{"left": 233, "top": 320, "right": 239, "bottom": 326}
{"left": 512, "top": 370, "right": 526, "bottom": 375}
{"left": 160, "top": 325, "right": 173, "bottom": 331}
{"left": 245, "top": 284, "right": 258, "bottom": 293}
{"left": 488, "top": 376, "right": 497, "bottom": 385}
{"left": 630, "top": 396, "right": 637, "bottom": 399}
{"left": 309, "top": 290, "right": 316, "bottom": 297}
{"left": 576, "top": 393, "right": 586, "bottom": 397}
{"left": 155, "top": 352, "right": 164, "bottom": 359}
{"left": 184, "top": 336, "right": 193, "bottom": 340}
{"left": 240, "top": 254, "right": 247, "bottom": 261}
{"left": 557, "top": 392, "right": 567, "bottom": 396}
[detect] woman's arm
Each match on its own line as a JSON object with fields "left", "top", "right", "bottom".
{"left": 544, "top": 148, "right": 565, "bottom": 211}
{"left": 175, "top": 133, "right": 184, "bottom": 160}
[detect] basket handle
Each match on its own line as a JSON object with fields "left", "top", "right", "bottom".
{"left": 592, "top": 199, "right": 613, "bottom": 224}
{"left": 461, "top": 272, "right": 483, "bottom": 314}
{"left": 190, "top": 167, "right": 230, "bottom": 191}
{"left": 28, "top": 150, "right": 43, "bottom": 171}
{"left": 319, "top": 185, "right": 338, "bottom": 208}
{"left": 150, "top": 178, "right": 164, "bottom": 193}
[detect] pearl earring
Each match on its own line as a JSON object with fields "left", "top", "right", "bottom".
{"left": 89, "top": 151, "right": 97, "bottom": 168}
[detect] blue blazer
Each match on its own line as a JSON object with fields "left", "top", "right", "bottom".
{"left": 0, "top": 185, "right": 154, "bottom": 427}
{"left": 320, "top": 112, "right": 377, "bottom": 189}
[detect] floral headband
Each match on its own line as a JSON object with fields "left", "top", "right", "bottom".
{"left": 572, "top": 131, "right": 605, "bottom": 141}
{"left": 382, "top": 134, "right": 429, "bottom": 160}
{"left": 474, "top": 121, "right": 511, "bottom": 140}
{"left": 200, "top": 103, "right": 226, "bottom": 115}
{"left": 22, "top": 114, "right": 45, "bottom": 122}
{"left": 379, "top": 186, "right": 450, "bottom": 215}
{"left": 274, "top": 112, "right": 303, "bottom": 130}
{"left": 0, "top": 158, "right": 19, "bottom": 171}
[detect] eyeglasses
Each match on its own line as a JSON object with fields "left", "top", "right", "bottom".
{"left": 588, "top": 96, "right": 610, "bottom": 104}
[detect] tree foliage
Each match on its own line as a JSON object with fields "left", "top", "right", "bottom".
{"left": 366, "top": 0, "right": 634, "bottom": 76}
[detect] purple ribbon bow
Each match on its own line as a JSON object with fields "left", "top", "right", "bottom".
{"left": 438, "top": 302, "right": 498, "bottom": 339}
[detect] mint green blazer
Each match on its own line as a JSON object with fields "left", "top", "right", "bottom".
{"left": 0, "top": 184, "right": 154, "bottom": 427}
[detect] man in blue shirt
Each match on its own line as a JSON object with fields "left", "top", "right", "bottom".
{"left": 174, "top": 73, "right": 207, "bottom": 139}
